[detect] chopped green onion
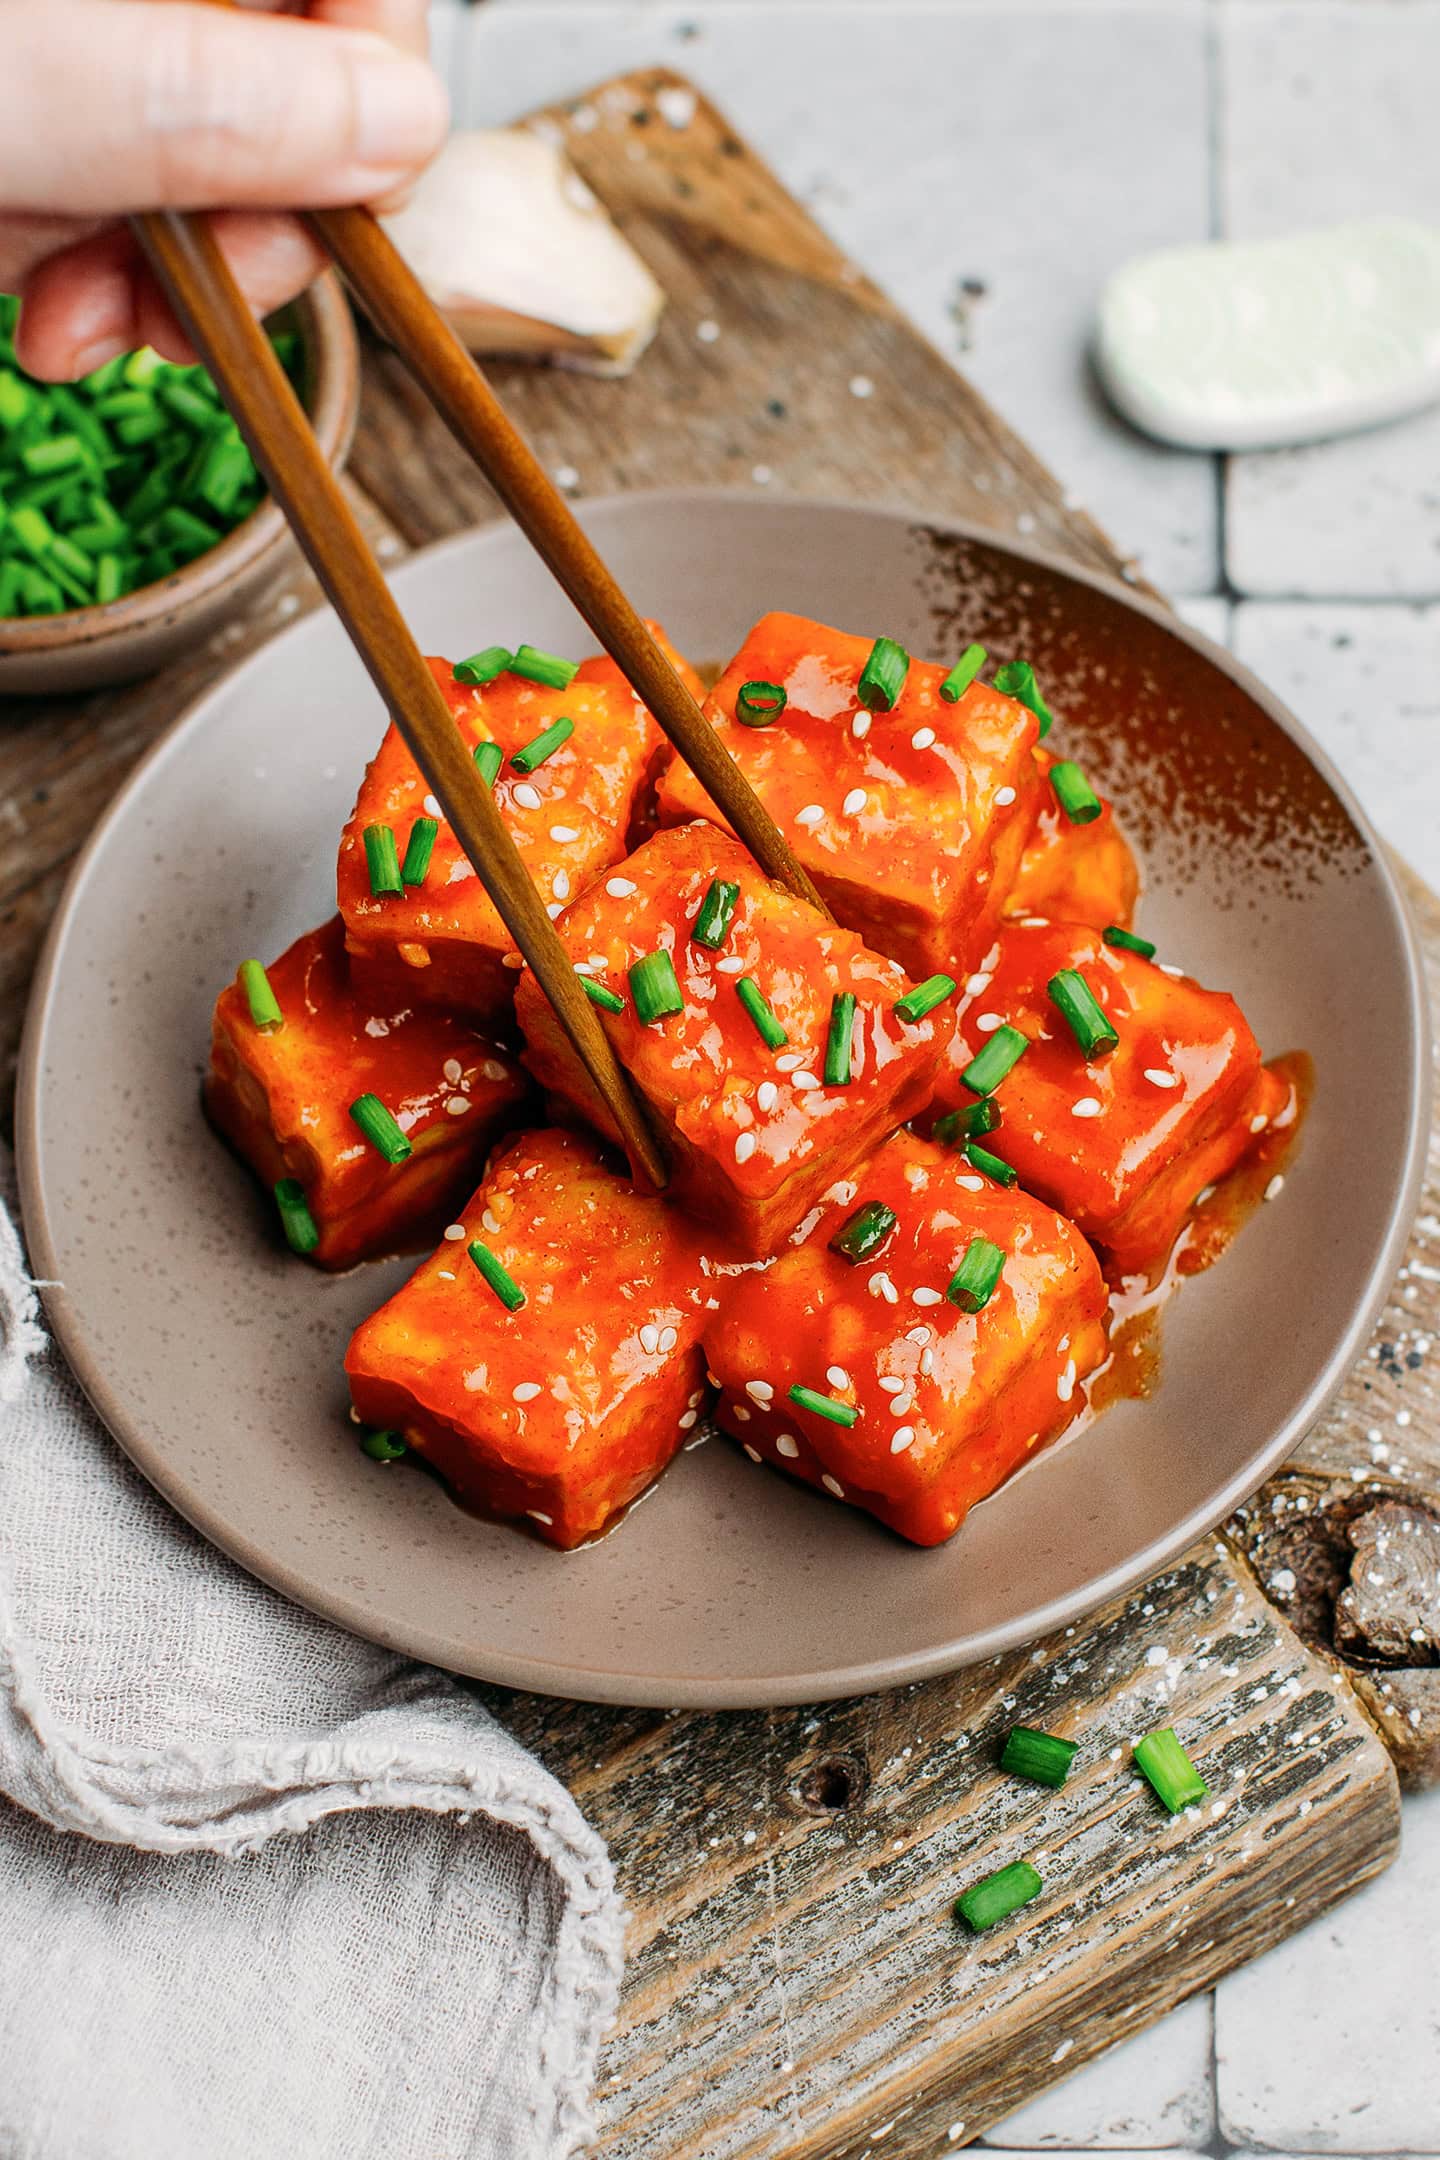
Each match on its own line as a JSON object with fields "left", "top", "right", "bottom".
{"left": 993, "top": 660, "right": 1055, "bottom": 738}
{"left": 467, "top": 1239, "right": 526, "bottom": 1312}
{"left": 400, "top": 816, "right": 438, "bottom": 887}
{"left": 735, "top": 975, "right": 788, "bottom": 1049}
{"left": 1001, "top": 1726, "right": 1078, "bottom": 1788}
{"left": 239, "top": 959, "right": 282, "bottom": 1031}
{"left": 20, "top": 434, "right": 87, "bottom": 477}
{"left": 1134, "top": 1728, "right": 1208, "bottom": 1814}
{"left": 474, "top": 740, "right": 504, "bottom": 788}
{"left": 510, "top": 643, "right": 579, "bottom": 689}
{"left": 960, "top": 1024, "right": 1029, "bottom": 1097}
{"left": 894, "top": 973, "right": 956, "bottom": 1024}
{"left": 1050, "top": 760, "right": 1103, "bottom": 825}
{"left": 857, "top": 635, "right": 909, "bottom": 712}
{"left": 955, "top": 1860, "right": 1042, "bottom": 1933}
{"left": 453, "top": 644, "right": 513, "bottom": 686}
{"left": 1103, "top": 924, "right": 1156, "bottom": 959}
{"left": 95, "top": 552, "right": 122, "bottom": 604}
{"left": 947, "top": 1236, "right": 1006, "bottom": 1313}
{"left": 10, "top": 504, "right": 54, "bottom": 560}
{"left": 965, "top": 1141, "right": 1017, "bottom": 1188}
{"left": 363, "top": 823, "right": 403, "bottom": 898}
{"left": 735, "top": 679, "right": 787, "bottom": 727}
{"left": 510, "top": 716, "right": 574, "bottom": 773}
{"left": 787, "top": 1382, "right": 858, "bottom": 1428}
{"left": 934, "top": 1098, "right": 1002, "bottom": 1146}
{"left": 349, "top": 1093, "right": 412, "bottom": 1164}
{"left": 691, "top": 878, "right": 740, "bottom": 950}
{"left": 823, "top": 991, "right": 857, "bottom": 1085}
{"left": 939, "top": 642, "right": 987, "bottom": 703}
{"left": 629, "top": 948, "right": 684, "bottom": 1025}
{"left": 273, "top": 1178, "right": 317, "bottom": 1254}
{"left": 579, "top": 974, "right": 626, "bottom": 1015}
{"left": 1048, "top": 968, "right": 1119, "bottom": 1059}
{"left": 829, "top": 1200, "right": 898, "bottom": 1264}
{"left": 359, "top": 1427, "right": 408, "bottom": 1462}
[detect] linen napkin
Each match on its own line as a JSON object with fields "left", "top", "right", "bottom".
{"left": 0, "top": 1163, "right": 624, "bottom": 2160}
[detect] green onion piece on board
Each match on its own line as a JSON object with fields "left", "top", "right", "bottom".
{"left": 787, "top": 1382, "right": 858, "bottom": 1428}
{"left": 511, "top": 716, "right": 574, "bottom": 773}
{"left": 960, "top": 1024, "right": 1029, "bottom": 1097}
{"left": 939, "top": 642, "right": 988, "bottom": 703}
{"left": 474, "top": 740, "right": 504, "bottom": 788}
{"left": 823, "top": 991, "right": 857, "bottom": 1085}
{"left": 691, "top": 878, "right": 740, "bottom": 949}
{"left": 358, "top": 1427, "right": 408, "bottom": 1462}
{"left": 1050, "top": 760, "right": 1103, "bottom": 825}
{"left": 1103, "top": 924, "right": 1156, "bottom": 959}
{"left": 829, "top": 1200, "right": 898, "bottom": 1265}
{"left": 1134, "top": 1728, "right": 1208, "bottom": 1814}
{"left": 933, "top": 1098, "right": 1002, "bottom": 1146}
{"left": 857, "top": 636, "right": 910, "bottom": 712}
{"left": 349, "top": 1093, "right": 412, "bottom": 1165}
{"left": 273, "top": 1178, "right": 318, "bottom": 1255}
{"left": 1048, "top": 968, "right": 1119, "bottom": 1058}
{"left": 993, "top": 659, "right": 1055, "bottom": 738}
{"left": 629, "top": 949, "right": 685, "bottom": 1025}
{"left": 1001, "top": 1725, "right": 1079, "bottom": 1789}
{"left": 401, "top": 816, "right": 439, "bottom": 888}
{"left": 955, "top": 1860, "right": 1043, "bottom": 1933}
{"left": 510, "top": 643, "right": 579, "bottom": 689}
{"left": 947, "top": 1236, "right": 1006, "bottom": 1313}
{"left": 894, "top": 973, "right": 956, "bottom": 1024}
{"left": 735, "top": 976, "right": 788, "bottom": 1049}
{"left": 965, "top": 1141, "right": 1018, "bottom": 1188}
{"left": 239, "top": 959, "right": 282, "bottom": 1031}
{"left": 467, "top": 1239, "right": 526, "bottom": 1312}
{"left": 453, "top": 645, "right": 513, "bottom": 686}
{"left": 579, "top": 975, "right": 626, "bottom": 1015}
{"left": 363, "top": 823, "right": 403, "bottom": 898}
{"left": 735, "top": 679, "right": 787, "bottom": 728}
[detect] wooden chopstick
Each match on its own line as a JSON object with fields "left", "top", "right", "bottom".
{"left": 305, "top": 203, "right": 831, "bottom": 921}
{"left": 132, "top": 207, "right": 669, "bottom": 1193}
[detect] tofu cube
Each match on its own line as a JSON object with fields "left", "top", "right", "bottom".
{"left": 206, "top": 916, "right": 528, "bottom": 1270}
{"left": 1003, "top": 747, "right": 1141, "bottom": 931}
{"left": 514, "top": 821, "right": 954, "bottom": 1257}
{"left": 345, "top": 1128, "right": 710, "bottom": 1547}
{"left": 705, "top": 1130, "right": 1108, "bottom": 1546}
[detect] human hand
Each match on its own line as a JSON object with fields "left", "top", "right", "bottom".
{"left": 1, "top": 0, "right": 448, "bottom": 380}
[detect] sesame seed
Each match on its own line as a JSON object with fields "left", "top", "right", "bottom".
{"left": 890, "top": 1427, "right": 916, "bottom": 1454}
{"left": 879, "top": 1376, "right": 904, "bottom": 1394}
{"left": 849, "top": 374, "right": 874, "bottom": 399}
{"left": 827, "top": 1365, "right": 851, "bottom": 1390}
{"left": 965, "top": 972, "right": 991, "bottom": 995}
{"left": 735, "top": 1131, "right": 757, "bottom": 1164}
{"left": 716, "top": 955, "right": 745, "bottom": 973}
{"left": 513, "top": 782, "right": 543, "bottom": 810}
{"left": 443, "top": 1057, "right": 463, "bottom": 1083}
{"left": 743, "top": 1442, "right": 761, "bottom": 1461}
{"left": 920, "top": 1347, "right": 934, "bottom": 1374}
{"left": 659, "top": 1326, "right": 678, "bottom": 1353}
{"left": 1144, "top": 1067, "right": 1178, "bottom": 1089}
{"left": 550, "top": 824, "right": 579, "bottom": 843}
{"left": 553, "top": 464, "right": 580, "bottom": 489}
{"left": 689, "top": 1389, "right": 706, "bottom": 1408}
{"left": 776, "top": 1053, "right": 803, "bottom": 1072}
{"left": 733, "top": 1403, "right": 751, "bottom": 1422}
{"left": 852, "top": 712, "right": 872, "bottom": 740}
{"left": 776, "top": 1433, "right": 800, "bottom": 1459}
{"left": 552, "top": 870, "right": 571, "bottom": 901}
{"left": 843, "top": 787, "right": 867, "bottom": 815}
{"left": 995, "top": 785, "right": 1017, "bottom": 807}
{"left": 526, "top": 1509, "right": 554, "bottom": 1525}
{"left": 870, "top": 1271, "right": 899, "bottom": 1304}
{"left": 1071, "top": 1097, "right": 1102, "bottom": 1118}
{"left": 546, "top": 903, "right": 564, "bottom": 919}
{"left": 911, "top": 726, "right": 936, "bottom": 751}
{"left": 513, "top": 1382, "right": 542, "bottom": 1402}
{"left": 640, "top": 1324, "right": 660, "bottom": 1354}
{"left": 443, "top": 1223, "right": 466, "bottom": 1242}
{"left": 958, "top": 1175, "right": 985, "bottom": 1193}
{"left": 791, "top": 1069, "right": 821, "bottom": 1090}
{"left": 606, "top": 876, "right": 637, "bottom": 897}
{"left": 1159, "top": 961, "right": 1185, "bottom": 978}
{"left": 423, "top": 794, "right": 442, "bottom": 818}
{"left": 502, "top": 953, "right": 524, "bottom": 971}
{"left": 696, "top": 318, "right": 720, "bottom": 342}
{"left": 906, "top": 1326, "right": 930, "bottom": 1344}
{"left": 1057, "top": 1358, "right": 1077, "bottom": 1403}
{"left": 446, "top": 1095, "right": 471, "bottom": 1116}
{"left": 482, "top": 1209, "right": 501, "bottom": 1233}
{"left": 751, "top": 464, "right": 773, "bottom": 485}
{"left": 757, "top": 1080, "right": 779, "bottom": 1112}
{"left": 975, "top": 1012, "right": 1004, "bottom": 1033}
{"left": 891, "top": 1391, "right": 914, "bottom": 1416}
{"left": 679, "top": 1410, "right": 698, "bottom": 1430}
{"left": 1251, "top": 1113, "right": 1269, "bottom": 1133}
{"left": 795, "top": 804, "right": 825, "bottom": 828}
{"left": 822, "top": 1473, "right": 846, "bottom": 1497}
{"left": 912, "top": 1287, "right": 943, "bottom": 1307}
{"left": 1265, "top": 1174, "right": 1285, "bottom": 1201}
{"left": 745, "top": 1379, "right": 774, "bottom": 1403}
{"left": 573, "top": 961, "right": 595, "bottom": 975}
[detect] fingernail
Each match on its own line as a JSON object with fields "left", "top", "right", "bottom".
{"left": 71, "top": 334, "right": 129, "bottom": 379}
{"left": 349, "top": 43, "right": 449, "bottom": 171}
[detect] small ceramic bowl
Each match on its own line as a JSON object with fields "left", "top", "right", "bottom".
{"left": 0, "top": 272, "right": 359, "bottom": 697}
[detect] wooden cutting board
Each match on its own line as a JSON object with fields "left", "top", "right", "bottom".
{"left": 4, "top": 66, "right": 1438, "bottom": 2160}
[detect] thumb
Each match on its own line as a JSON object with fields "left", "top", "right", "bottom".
{"left": 0, "top": 0, "right": 449, "bottom": 217}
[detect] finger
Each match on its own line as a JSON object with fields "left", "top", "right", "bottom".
{"left": 0, "top": 0, "right": 449, "bottom": 217}
{"left": 310, "top": 0, "right": 432, "bottom": 60}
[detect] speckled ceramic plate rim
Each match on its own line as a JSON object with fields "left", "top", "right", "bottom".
{"left": 16, "top": 495, "right": 1432, "bottom": 1707}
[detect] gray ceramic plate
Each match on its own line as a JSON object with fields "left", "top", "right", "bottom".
{"left": 18, "top": 495, "right": 1429, "bottom": 1707}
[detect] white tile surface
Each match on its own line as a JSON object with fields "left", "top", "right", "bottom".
{"left": 985, "top": 1995, "right": 1214, "bottom": 2149}
{"left": 1221, "top": 2, "right": 1440, "bottom": 598}
{"left": 1216, "top": 1783, "right": 1440, "bottom": 2150}
{"left": 452, "top": 2, "right": 1220, "bottom": 593}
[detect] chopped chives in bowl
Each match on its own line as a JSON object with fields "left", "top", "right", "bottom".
{"left": 401, "top": 815, "right": 439, "bottom": 888}
{"left": 960, "top": 1024, "right": 1029, "bottom": 1097}
{"left": 955, "top": 1860, "right": 1042, "bottom": 1933}
{"left": 735, "top": 679, "right": 787, "bottom": 727}
{"left": 735, "top": 975, "right": 788, "bottom": 1049}
{"left": 939, "top": 642, "right": 987, "bottom": 703}
{"left": 0, "top": 295, "right": 303, "bottom": 616}
{"left": 1133, "top": 1728, "right": 1208, "bottom": 1814}
{"left": 1001, "top": 1725, "right": 1078, "bottom": 1788}
{"left": 1048, "top": 968, "right": 1119, "bottom": 1058}
{"left": 894, "top": 973, "right": 956, "bottom": 1024}
{"left": 1103, "top": 924, "right": 1156, "bottom": 959}
{"left": 453, "top": 645, "right": 513, "bottom": 686}
{"left": 510, "top": 644, "right": 579, "bottom": 689}
{"left": 511, "top": 716, "right": 575, "bottom": 773}
{"left": 829, "top": 1200, "right": 898, "bottom": 1264}
{"left": 630, "top": 948, "right": 685, "bottom": 1025}
{"left": 691, "top": 878, "right": 740, "bottom": 949}
{"left": 239, "top": 959, "right": 282, "bottom": 1032}
{"left": 823, "top": 992, "right": 857, "bottom": 1085}
{"left": 993, "top": 659, "right": 1055, "bottom": 738}
{"left": 1050, "top": 760, "right": 1103, "bottom": 825}
{"left": 857, "top": 636, "right": 909, "bottom": 711}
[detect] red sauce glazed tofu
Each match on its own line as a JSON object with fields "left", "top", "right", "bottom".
{"left": 337, "top": 626, "right": 702, "bottom": 1023}
{"left": 653, "top": 611, "right": 1044, "bottom": 980}
{"left": 514, "top": 822, "right": 954, "bottom": 1258}
{"left": 1004, "top": 748, "right": 1141, "bottom": 931}
{"left": 928, "top": 920, "right": 1288, "bottom": 1276}
{"left": 206, "top": 917, "right": 529, "bottom": 1271}
{"left": 345, "top": 1128, "right": 710, "bottom": 1548}
{"left": 704, "top": 1131, "right": 1108, "bottom": 1546}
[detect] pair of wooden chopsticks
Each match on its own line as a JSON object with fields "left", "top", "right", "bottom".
{"left": 130, "top": 176, "right": 826, "bottom": 1193}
